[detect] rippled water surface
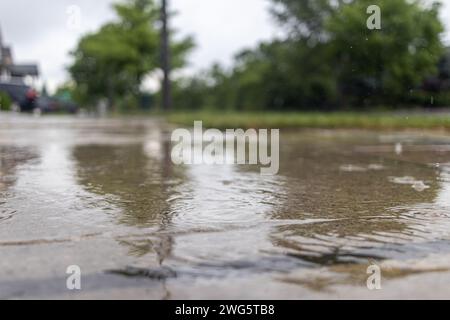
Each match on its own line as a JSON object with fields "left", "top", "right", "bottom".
{"left": 2, "top": 114, "right": 450, "bottom": 299}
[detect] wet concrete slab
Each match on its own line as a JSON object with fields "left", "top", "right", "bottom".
{"left": 1, "top": 113, "right": 450, "bottom": 299}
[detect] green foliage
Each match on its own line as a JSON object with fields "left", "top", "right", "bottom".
{"left": 55, "top": 81, "right": 85, "bottom": 106}
{"left": 0, "top": 91, "right": 12, "bottom": 111}
{"left": 175, "top": 0, "right": 445, "bottom": 111}
{"left": 69, "top": 0, "right": 194, "bottom": 108}
{"left": 327, "top": 0, "right": 444, "bottom": 106}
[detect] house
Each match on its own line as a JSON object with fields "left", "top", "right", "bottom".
{"left": 0, "top": 26, "right": 39, "bottom": 84}
{"left": 0, "top": 26, "right": 39, "bottom": 111}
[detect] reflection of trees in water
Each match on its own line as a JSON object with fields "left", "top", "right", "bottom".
{"left": 0, "top": 146, "right": 38, "bottom": 190}
{"left": 70, "top": 132, "right": 450, "bottom": 273}
{"left": 72, "top": 144, "right": 174, "bottom": 227}
{"left": 269, "top": 137, "right": 440, "bottom": 264}
{"left": 72, "top": 141, "right": 182, "bottom": 266}
{"left": 0, "top": 146, "right": 38, "bottom": 222}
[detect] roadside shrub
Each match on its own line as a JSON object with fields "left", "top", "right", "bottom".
{"left": 407, "top": 90, "right": 450, "bottom": 107}
{"left": 0, "top": 91, "right": 12, "bottom": 111}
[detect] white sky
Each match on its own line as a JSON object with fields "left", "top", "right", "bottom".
{"left": 0, "top": 0, "right": 449, "bottom": 93}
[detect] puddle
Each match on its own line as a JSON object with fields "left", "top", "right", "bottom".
{"left": 1, "top": 114, "right": 450, "bottom": 298}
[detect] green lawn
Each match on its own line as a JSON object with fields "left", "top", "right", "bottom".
{"left": 167, "top": 111, "right": 450, "bottom": 130}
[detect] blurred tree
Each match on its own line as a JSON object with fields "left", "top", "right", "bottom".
{"left": 271, "top": 0, "right": 336, "bottom": 43}
{"left": 69, "top": 0, "right": 193, "bottom": 109}
{"left": 176, "top": 0, "right": 444, "bottom": 110}
{"left": 231, "top": 40, "right": 337, "bottom": 110}
{"left": 174, "top": 40, "right": 337, "bottom": 111}
{"left": 326, "top": 0, "right": 444, "bottom": 106}
{"left": 438, "top": 47, "right": 450, "bottom": 83}
{"left": 272, "top": 0, "right": 445, "bottom": 107}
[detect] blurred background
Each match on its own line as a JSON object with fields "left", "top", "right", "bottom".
{"left": 1, "top": 0, "right": 450, "bottom": 116}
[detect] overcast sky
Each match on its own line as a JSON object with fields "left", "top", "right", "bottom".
{"left": 0, "top": 0, "right": 449, "bottom": 92}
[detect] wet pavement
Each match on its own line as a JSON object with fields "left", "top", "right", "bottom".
{"left": 1, "top": 113, "right": 450, "bottom": 299}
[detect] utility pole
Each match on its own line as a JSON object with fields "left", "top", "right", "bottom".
{"left": 161, "top": 0, "right": 172, "bottom": 111}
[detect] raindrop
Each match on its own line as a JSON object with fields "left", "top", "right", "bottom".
{"left": 395, "top": 143, "right": 403, "bottom": 155}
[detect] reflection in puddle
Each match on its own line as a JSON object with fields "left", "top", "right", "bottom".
{"left": 389, "top": 176, "right": 430, "bottom": 192}
{"left": 2, "top": 116, "right": 450, "bottom": 298}
{"left": 0, "top": 146, "right": 38, "bottom": 223}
